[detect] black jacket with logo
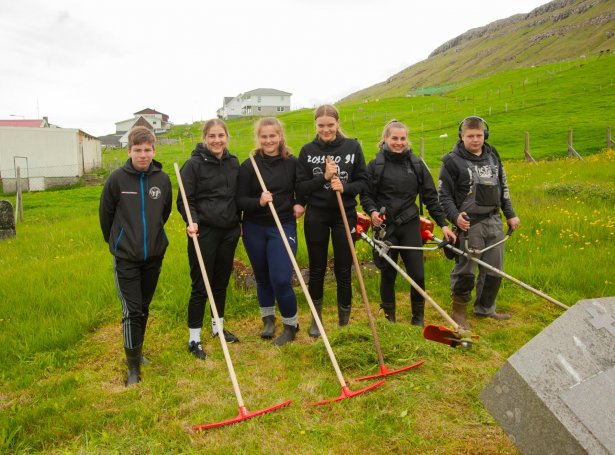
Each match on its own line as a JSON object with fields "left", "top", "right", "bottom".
{"left": 296, "top": 134, "right": 367, "bottom": 211}
{"left": 237, "top": 153, "right": 305, "bottom": 226}
{"left": 177, "top": 143, "right": 240, "bottom": 229}
{"left": 438, "top": 141, "right": 516, "bottom": 225}
{"left": 361, "top": 148, "right": 448, "bottom": 227}
{"left": 99, "top": 159, "right": 172, "bottom": 261}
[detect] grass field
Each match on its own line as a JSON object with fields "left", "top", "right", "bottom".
{"left": 1, "top": 54, "right": 614, "bottom": 453}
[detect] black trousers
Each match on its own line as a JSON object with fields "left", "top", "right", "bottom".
{"left": 114, "top": 256, "right": 163, "bottom": 349}
{"left": 377, "top": 217, "right": 425, "bottom": 304}
{"left": 187, "top": 224, "right": 240, "bottom": 329}
{"left": 304, "top": 205, "right": 356, "bottom": 308}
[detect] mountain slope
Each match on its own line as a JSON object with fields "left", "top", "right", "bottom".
{"left": 343, "top": 0, "right": 615, "bottom": 101}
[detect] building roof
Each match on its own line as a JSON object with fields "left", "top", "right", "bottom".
{"left": 134, "top": 108, "right": 164, "bottom": 115}
{"left": 133, "top": 116, "right": 154, "bottom": 130}
{"left": 0, "top": 119, "right": 47, "bottom": 128}
{"left": 243, "top": 88, "right": 292, "bottom": 96}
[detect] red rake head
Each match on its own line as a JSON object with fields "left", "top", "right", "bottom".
{"left": 306, "top": 380, "right": 385, "bottom": 406}
{"left": 193, "top": 401, "right": 291, "bottom": 431}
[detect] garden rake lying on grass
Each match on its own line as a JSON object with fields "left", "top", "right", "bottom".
{"left": 248, "top": 155, "right": 385, "bottom": 405}
{"left": 355, "top": 213, "right": 477, "bottom": 349}
{"left": 175, "top": 163, "right": 291, "bottom": 430}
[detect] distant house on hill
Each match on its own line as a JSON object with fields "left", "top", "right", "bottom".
{"left": 0, "top": 119, "right": 101, "bottom": 193}
{"left": 107, "top": 108, "right": 172, "bottom": 147}
{"left": 216, "top": 88, "right": 291, "bottom": 120}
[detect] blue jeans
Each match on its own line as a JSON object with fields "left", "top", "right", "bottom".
{"left": 242, "top": 220, "right": 297, "bottom": 318}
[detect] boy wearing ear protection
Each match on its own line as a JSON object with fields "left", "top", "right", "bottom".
{"left": 438, "top": 116, "right": 520, "bottom": 329}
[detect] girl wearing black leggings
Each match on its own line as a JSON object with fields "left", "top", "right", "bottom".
{"left": 361, "top": 120, "right": 455, "bottom": 326}
{"left": 296, "top": 104, "right": 367, "bottom": 337}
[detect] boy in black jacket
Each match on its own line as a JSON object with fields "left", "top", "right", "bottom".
{"left": 438, "top": 117, "right": 520, "bottom": 329}
{"left": 99, "top": 126, "right": 172, "bottom": 386}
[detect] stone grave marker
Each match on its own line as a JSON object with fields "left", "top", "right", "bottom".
{"left": 0, "top": 200, "right": 16, "bottom": 239}
{"left": 480, "top": 297, "right": 615, "bottom": 455}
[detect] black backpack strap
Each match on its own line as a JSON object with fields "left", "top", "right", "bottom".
{"left": 372, "top": 152, "right": 386, "bottom": 192}
{"left": 408, "top": 153, "right": 424, "bottom": 215}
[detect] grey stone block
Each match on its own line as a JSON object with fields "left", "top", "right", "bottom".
{"left": 0, "top": 200, "right": 16, "bottom": 239}
{"left": 480, "top": 297, "right": 615, "bottom": 455}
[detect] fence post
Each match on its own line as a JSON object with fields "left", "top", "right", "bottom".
{"left": 524, "top": 132, "right": 536, "bottom": 163}
{"left": 567, "top": 129, "right": 584, "bottom": 160}
{"left": 15, "top": 166, "right": 23, "bottom": 222}
{"left": 607, "top": 127, "right": 614, "bottom": 148}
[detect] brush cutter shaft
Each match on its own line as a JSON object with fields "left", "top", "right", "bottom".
{"left": 464, "top": 227, "right": 513, "bottom": 255}
{"left": 248, "top": 156, "right": 347, "bottom": 387}
{"left": 335, "top": 192, "right": 385, "bottom": 367}
{"left": 432, "top": 233, "right": 569, "bottom": 310}
{"left": 360, "top": 232, "right": 459, "bottom": 329}
{"left": 174, "top": 164, "right": 245, "bottom": 408}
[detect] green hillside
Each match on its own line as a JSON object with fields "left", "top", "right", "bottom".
{"left": 343, "top": 0, "right": 615, "bottom": 102}
{"left": 142, "top": 54, "right": 614, "bottom": 170}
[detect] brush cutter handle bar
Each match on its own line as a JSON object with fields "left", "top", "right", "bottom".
{"left": 335, "top": 191, "right": 386, "bottom": 368}
{"left": 174, "top": 163, "right": 246, "bottom": 408}
{"left": 429, "top": 231, "right": 569, "bottom": 310}
{"left": 360, "top": 231, "right": 460, "bottom": 329}
{"left": 248, "top": 156, "right": 347, "bottom": 387}
{"left": 463, "top": 228, "right": 513, "bottom": 254}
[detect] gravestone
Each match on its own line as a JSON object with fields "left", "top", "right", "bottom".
{"left": 0, "top": 200, "right": 16, "bottom": 239}
{"left": 480, "top": 297, "right": 615, "bottom": 455}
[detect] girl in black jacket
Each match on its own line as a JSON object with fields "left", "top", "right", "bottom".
{"left": 177, "top": 119, "right": 241, "bottom": 360}
{"left": 361, "top": 120, "right": 455, "bottom": 326}
{"left": 296, "top": 104, "right": 368, "bottom": 337}
{"left": 237, "top": 118, "right": 305, "bottom": 346}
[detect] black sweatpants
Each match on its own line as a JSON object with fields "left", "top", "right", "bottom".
{"left": 304, "top": 205, "right": 356, "bottom": 308}
{"left": 377, "top": 217, "right": 425, "bottom": 304}
{"left": 187, "top": 224, "right": 240, "bottom": 329}
{"left": 114, "top": 256, "right": 163, "bottom": 349}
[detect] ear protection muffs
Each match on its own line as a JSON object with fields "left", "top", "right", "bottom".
{"left": 458, "top": 116, "right": 489, "bottom": 140}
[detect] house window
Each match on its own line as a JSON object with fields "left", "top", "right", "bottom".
{"left": 280, "top": 96, "right": 285, "bottom": 100}
{"left": 257, "top": 107, "right": 262, "bottom": 112}
{"left": 276, "top": 106, "right": 285, "bottom": 112}
{"left": 257, "top": 96, "right": 262, "bottom": 103}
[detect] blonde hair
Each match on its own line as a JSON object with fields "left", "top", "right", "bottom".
{"left": 253, "top": 117, "right": 290, "bottom": 159}
{"left": 378, "top": 119, "right": 410, "bottom": 149}
{"left": 202, "top": 118, "right": 229, "bottom": 141}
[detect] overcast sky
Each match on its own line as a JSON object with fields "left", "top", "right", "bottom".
{"left": 0, "top": 0, "right": 549, "bottom": 136}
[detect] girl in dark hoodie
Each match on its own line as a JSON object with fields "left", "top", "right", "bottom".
{"left": 237, "top": 117, "right": 305, "bottom": 346}
{"left": 295, "top": 104, "right": 368, "bottom": 337}
{"left": 177, "top": 119, "right": 241, "bottom": 360}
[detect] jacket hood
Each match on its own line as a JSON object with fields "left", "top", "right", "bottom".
{"left": 452, "top": 140, "right": 494, "bottom": 162}
{"left": 314, "top": 133, "right": 345, "bottom": 150}
{"left": 192, "top": 142, "right": 231, "bottom": 161}
{"left": 381, "top": 145, "right": 412, "bottom": 163}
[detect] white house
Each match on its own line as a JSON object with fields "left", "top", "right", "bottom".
{"left": 217, "top": 88, "right": 291, "bottom": 120}
{"left": 115, "top": 108, "right": 172, "bottom": 135}
{"left": 0, "top": 126, "right": 101, "bottom": 193}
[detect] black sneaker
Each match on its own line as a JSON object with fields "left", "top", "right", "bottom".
{"left": 213, "top": 328, "right": 239, "bottom": 344}
{"left": 188, "top": 341, "right": 207, "bottom": 360}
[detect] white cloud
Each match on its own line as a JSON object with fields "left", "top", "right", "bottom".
{"left": 0, "top": 0, "right": 548, "bottom": 136}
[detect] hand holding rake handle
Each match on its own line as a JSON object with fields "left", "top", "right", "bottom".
{"left": 174, "top": 163, "right": 291, "bottom": 430}
{"left": 248, "top": 155, "right": 384, "bottom": 404}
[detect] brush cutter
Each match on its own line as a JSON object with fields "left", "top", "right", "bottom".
{"left": 424, "top": 225, "right": 569, "bottom": 311}
{"left": 175, "top": 163, "right": 291, "bottom": 431}
{"left": 356, "top": 212, "right": 477, "bottom": 349}
{"left": 333, "top": 191, "right": 424, "bottom": 381}
{"left": 248, "top": 155, "right": 384, "bottom": 405}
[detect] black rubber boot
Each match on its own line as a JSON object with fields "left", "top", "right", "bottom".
{"left": 338, "top": 304, "right": 351, "bottom": 327}
{"left": 124, "top": 345, "right": 142, "bottom": 387}
{"left": 380, "top": 302, "right": 396, "bottom": 322}
{"left": 308, "top": 299, "right": 323, "bottom": 338}
{"left": 273, "top": 324, "right": 299, "bottom": 346}
{"left": 260, "top": 315, "right": 276, "bottom": 339}
{"left": 410, "top": 301, "right": 425, "bottom": 327}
